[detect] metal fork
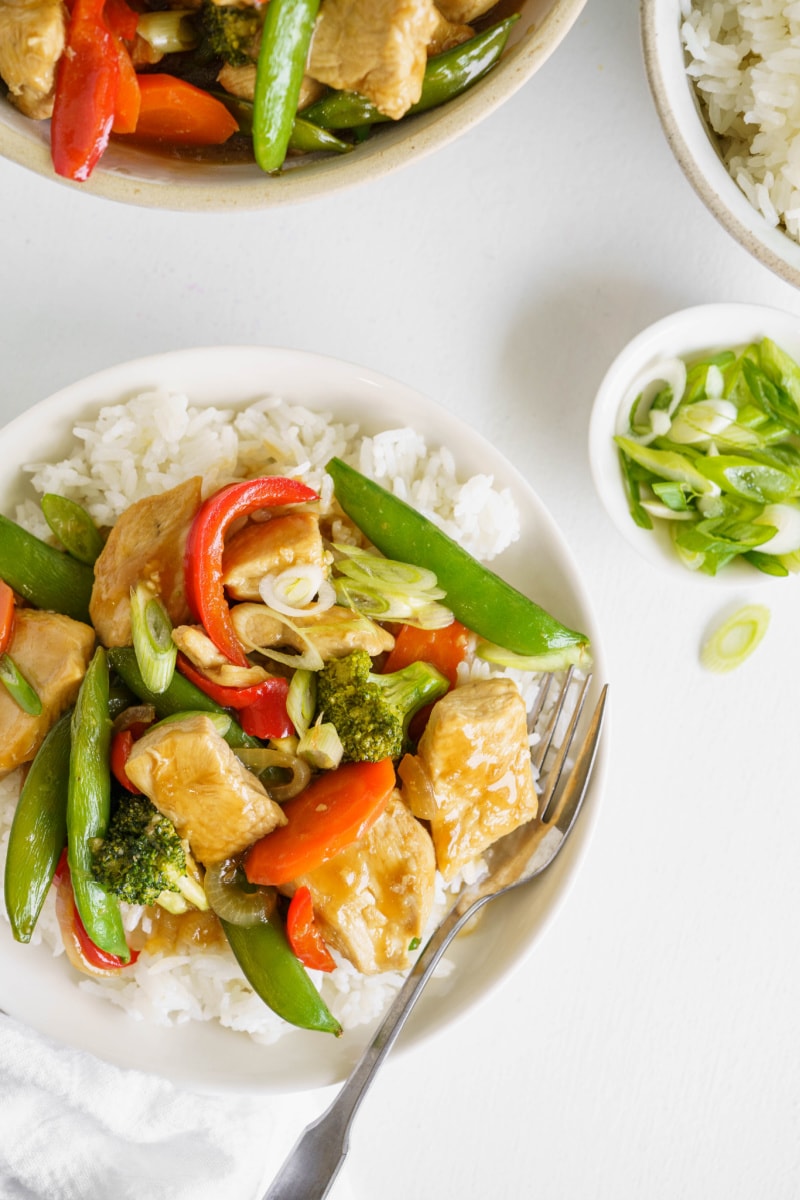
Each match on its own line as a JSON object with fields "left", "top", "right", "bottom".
{"left": 262, "top": 671, "right": 608, "bottom": 1200}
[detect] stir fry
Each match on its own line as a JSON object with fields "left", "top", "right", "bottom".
{"left": 0, "top": 0, "right": 518, "bottom": 181}
{"left": 2, "top": 456, "right": 589, "bottom": 1035}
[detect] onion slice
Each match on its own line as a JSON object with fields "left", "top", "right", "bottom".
{"left": 258, "top": 565, "right": 336, "bottom": 617}
{"left": 700, "top": 604, "right": 770, "bottom": 673}
{"left": 203, "top": 859, "right": 277, "bottom": 926}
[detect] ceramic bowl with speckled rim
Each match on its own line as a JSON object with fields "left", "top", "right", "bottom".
{"left": 0, "top": 0, "right": 586, "bottom": 212}
{"left": 641, "top": 0, "right": 800, "bottom": 290}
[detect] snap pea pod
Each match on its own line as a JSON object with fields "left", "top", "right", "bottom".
{"left": 222, "top": 914, "right": 341, "bottom": 1035}
{"left": 252, "top": 0, "right": 321, "bottom": 172}
{"left": 4, "top": 710, "right": 71, "bottom": 942}
{"left": 67, "top": 647, "right": 130, "bottom": 961}
{"left": 212, "top": 93, "right": 352, "bottom": 155}
{"left": 302, "top": 15, "right": 518, "bottom": 130}
{"left": 326, "top": 457, "right": 589, "bottom": 658}
{"left": 107, "top": 646, "right": 260, "bottom": 750}
{"left": 41, "top": 494, "right": 105, "bottom": 566}
{"left": 0, "top": 513, "right": 94, "bottom": 622}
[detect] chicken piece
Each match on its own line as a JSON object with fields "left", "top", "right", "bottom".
{"left": 171, "top": 624, "right": 273, "bottom": 689}
{"left": 435, "top": 0, "right": 496, "bottom": 25}
{"left": 308, "top": 0, "right": 440, "bottom": 121}
{"left": 90, "top": 476, "right": 202, "bottom": 648}
{"left": 125, "top": 713, "right": 286, "bottom": 865}
{"left": 412, "top": 677, "right": 538, "bottom": 881}
{"left": 0, "top": 0, "right": 65, "bottom": 119}
{"left": 0, "top": 609, "right": 94, "bottom": 777}
{"left": 231, "top": 602, "right": 394, "bottom": 662}
{"left": 427, "top": 7, "right": 473, "bottom": 54}
{"left": 222, "top": 512, "right": 326, "bottom": 601}
{"left": 290, "top": 792, "right": 435, "bottom": 974}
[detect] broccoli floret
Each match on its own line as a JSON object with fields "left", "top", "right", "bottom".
{"left": 92, "top": 794, "right": 208, "bottom": 914}
{"left": 196, "top": 0, "right": 262, "bottom": 66}
{"left": 316, "top": 649, "right": 449, "bottom": 763}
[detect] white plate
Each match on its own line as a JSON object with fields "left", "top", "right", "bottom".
{"left": 0, "top": 347, "right": 608, "bottom": 1093}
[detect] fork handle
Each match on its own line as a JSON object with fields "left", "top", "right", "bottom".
{"left": 261, "top": 896, "right": 484, "bottom": 1200}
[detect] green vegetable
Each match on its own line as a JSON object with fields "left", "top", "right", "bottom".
{"left": 332, "top": 543, "right": 453, "bottom": 629}
{"left": 316, "top": 648, "right": 448, "bottom": 762}
{"left": 0, "top": 654, "right": 42, "bottom": 715}
{"left": 0, "top": 513, "right": 93, "bottom": 621}
{"left": 203, "top": 859, "right": 274, "bottom": 926}
{"left": 67, "top": 648, "right": 129, "bottom": 961}
{"left": 41, "top": 494, "right": 105, "bottom": 565}
{"left": 211, "top": 94, "right": 353, "bottom": 155}
{"left": 108, "top": 646, "right": 259, "bottom": 749}
{"left": 252, "top": 0, "right": 321, "bottom": 173}
{"left": 615, "top": 338, "right": 800, "bottom": 576}
{"left": 136, "top": 9, "right": 199, "bottom": 54}
{"left": 92, "top": 793, "right": 208, "bottom": 914}
{"left": 4, "top": 710, "right": 71, "bottom": 942}
{"left": 700, "top": 604, "right": 770, "bottom": 672}
{"left": 222, "top": 913, "right": 342, "bottom": 1035}
{"left": 196, "top": 0, "right": 260, "bottom": 65}
{"left": 286, "top": 668, "right": 316, "bottom": 737}
{"left": 296, "top": 719, "right": 344, "bottom": 770}
{"left": 303, "top": 16, "right": 518, "bottom": 129}
{"left": 326, "top": 457, "right": 590, "bottom": 658}
{"left": 129, "top": 582, "right": 177, "bottom": 695}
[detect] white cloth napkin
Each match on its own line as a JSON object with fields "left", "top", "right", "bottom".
{"left": 0, "top": 1014, "right": 354, "bottom": 1200}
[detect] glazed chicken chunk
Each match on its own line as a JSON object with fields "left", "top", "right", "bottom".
{"left": 0, "top": 0, "right": 66, "bottom": 119}
{"left": 0, "top": 609, "right": 94, "bottom": 776}
{"left": 412, "top": 677, "right": 538, "bottom": 880}
{"left": 231, "top": 602, "right": 395, "bottom": 661}
{"left": 125, "top": 713, "right": 287, "bottom": 865}
{"left": 290, "top": 792, "right": 436, "bottom": 974}
{"left": 222, "top": 512, "right": 326, "bottom": 602}
{"left": 89, "top": 476, "right": 202, "bottom": 647}
{"left": 308, "top": 0, "right": 440, "bottom": 121}
{"left": 171, "top": 623, "right": 274, "bottom": 690}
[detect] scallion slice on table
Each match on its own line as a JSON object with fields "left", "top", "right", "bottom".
{"left": 700, "top": 604, "right": 770, "bottom": 673}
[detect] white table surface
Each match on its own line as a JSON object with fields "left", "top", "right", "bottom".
{"left": 3, "top": 0, "right": 800, "bottom": 1197}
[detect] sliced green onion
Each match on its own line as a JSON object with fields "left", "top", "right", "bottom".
{"left": 204, "top": 858, "right": 276, "bottom": 926}
{"left": 333, "top": 544, "right": 444, "bottom": 595}
{"left": 752, "top": 503, "right": 800, "bottom": 555}
{"left": 619, "top": 357, "right": 687, "bottom": 444}
{"left": 297, "top": 720, "right": 343, "bottom": 770}
{"left": 149, "top": 710, "right": 232, "bottom": 738}
{"left": 130, "top": 582, "right": 177, "bottom": 695}
{"left": 615, "top": 437, "right": 720, "bottom": 496}
{"left": 136, "top": 10, "right": 198, "bottom": 53}
{"left": 476, "top": 639, "right": 593, "bottom": 673}
{"left": 332, "top": 577, "right": 453, "bottom": 628}
{"left": 667, "top": 399, "right": 737, "bottom": 445}
{"left": 0, "top": 653, "right": 42, "bottom": 715}
{"left": 286, "top": 668, "right": 316, "bottom": 737}
{"left": 700, "top": 604, "right": 770, "bottom": 673}
{"left": 41, "top": 493, "right": 105, "bottom": 565}
{"left": 258, "top": 565, "right": 335, "bottom": 617}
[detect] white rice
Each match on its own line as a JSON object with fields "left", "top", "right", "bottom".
{"left": 0, "top": 390, "right": 571, "bottom": 1045}
{"left": 681, "top": 0, "right": 800, "bottom": 240}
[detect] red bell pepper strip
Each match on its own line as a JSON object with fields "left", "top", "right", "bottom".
{"left": 245, "top": 758, "right": 395, "bottom": 886}
{"left": 125, "top": 75, "right": 240, "bottom": 146}
{"left": 110, "top": 729, "right": 137, "bottom": 792}
{"left": 0, "top": 579, "right": 15, "bottom": 656}
{"left": 51, "top": 0, "right": 120, "bottom": 182}
{"left": 176, "top": 653, "right": 293, "bottom": 740}
{"left": 104, "top": 0, "right": 138, "bottom": 39}
{"left": 286, "top": 886, "right": 335, "bottom": 972}
{"left": 54, "top": 850, "right": 139, "bottom": 971}
{"left": 183, "top": 477, "right": 318, "bottom": 669}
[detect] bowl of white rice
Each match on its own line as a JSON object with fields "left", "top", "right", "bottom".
{"left": 642, "top": 0, "right": 800, "bottom": 288}
{"left": 0, "top": 346, "right": 608, "bottom": 1092}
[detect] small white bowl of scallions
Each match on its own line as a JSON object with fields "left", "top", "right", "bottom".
{"left": 588, "top": 303, "right": 800, "bottom": 585}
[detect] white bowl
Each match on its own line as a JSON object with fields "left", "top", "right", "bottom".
{"left": 641, "top": 0, "right": 800, "bottom": 289}
{"left": 0, "top": 0, "right": 585, "bottom": 211}
{"left": 0, "top": 346, "right": 609, "bottom": 1092}
{"left": 589, "top": 302, "right": 800, "bottom": 585}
